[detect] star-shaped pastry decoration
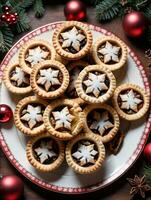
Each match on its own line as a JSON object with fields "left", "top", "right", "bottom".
{"left": 61, "top": 26, "right": 86, "bottom": 52}
{"left": 34, "top": 140, "right": 57, "bottom": 164}
{"left": 25, "top": 46, "right": 49, "bottom": 67}
{"left": 10, "top": 67, "right": 29, "bottom": 86}
{"left": 21, "top": 105, "right": 43, "bottom": 129}
{"left": 52, "top": 106, "right": 75, "bottom": 130}
{"left": 72, "top": 141, "right": 98, "bottom": 166}
{"left": 120, "top": 89, "right": 142, "bottom": 112}
{"left": 90, "top": 111, "right": 114, "bottom": 136}
{"left": 83, "top": 72, "right": 108, "bottom": 97}
{"left": 98, "top": 41, "right": 120, "bottom": 63}
{"left": 37, "top": 68, "right": 61, "bottom": 91}
{"left": 68, "top": 68, "right": 81, "bottom": 92}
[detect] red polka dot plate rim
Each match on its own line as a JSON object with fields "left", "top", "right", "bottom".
{"left": 0, "top": 22, "right": 150, "bottom": 194}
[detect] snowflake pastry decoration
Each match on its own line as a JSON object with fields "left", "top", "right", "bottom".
{"left": 52, "top": 106, "right": 75, "bottom": 130}
{"left": 34, "top": 140, "right": 57, "bottom": 164}
{"left": 68, "top": 68, "right": 81, "bottom": 92}
{"left": 61, "top": 26, "right": 86, "bottom": 52}
{"left": 98, "top": 41, "right": 120, "bottom": 63}
{"left": 72, "top": 141, "right": 98, "bottom": 166}
{"left": 120, "top": 89, "right": 142, "bottom": 112}
{"left": 11, "top": 67, "right": 29, "bottom": 86}
{"left": 90, "top": 111, "right": 114, "bottom": 136}
{"left": 25, "top": 46, "right": 49, "bottom": 67}
{"left": 37, "top": 68, "right": 61, "bottom": 91}
{"left": 83, "top": 72, "right": 108, "bottom": 97}
{"left": 21, "top": 105, "right": 43, "bottom": 129}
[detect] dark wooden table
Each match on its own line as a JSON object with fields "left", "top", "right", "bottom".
{"left": 0, "top": 3, "right": 151, "bottom": 200}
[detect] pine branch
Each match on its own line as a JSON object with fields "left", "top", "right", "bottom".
{"left": 147, "top": 26, "right": 151, "bottom": 43}
{"left": 96, "top": 0, "right": 121, "bottom": 22}
{"left": 33, "top": 0, "right": 45, "bottom": 18}
{"left": 144, "top": 163, "right": 151, "bottom": 185}
{"left": 143, "top": 2, "right": 151, "bottom": 18}
{"left": 0, "top": 26, "right": 14, "bottom": 53}
{"left": 16, "top": 9, "right": 30, "bottom": 33}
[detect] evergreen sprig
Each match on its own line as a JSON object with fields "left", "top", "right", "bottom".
{"left": 144, "top": 163, "right": 151, "bottom": 185}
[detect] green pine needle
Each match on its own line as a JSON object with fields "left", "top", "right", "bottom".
{"left": 0, "top": 26, "right": 14, "bottom": 53}
{"left": 143, "top": 3, "right": 151, "bottom": 18}
{"left": 144, "top": 163, "right": 151, "bottom": 185}
{"left": 16, "top": 9, "right": 30, "bottom": 33}
{"left": 33, "top": 0, "right": 45, "bottom": 18}
{"left": 96, "top": 0, "right": 121, "bottom": 22}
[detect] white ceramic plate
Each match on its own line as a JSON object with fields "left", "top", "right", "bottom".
{"left": 0, "top": 22, "right": 151, "bottom": 194}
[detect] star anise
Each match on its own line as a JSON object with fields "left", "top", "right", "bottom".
{"left": 127, "top": 175, "right": 151, "bottom": 199}
{"left": 119, "top": 0, "right": 128, "bottom": 6}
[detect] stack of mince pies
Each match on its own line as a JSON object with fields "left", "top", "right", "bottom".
{"left": 3, "top": 21, "right": 150, "bottom": 174}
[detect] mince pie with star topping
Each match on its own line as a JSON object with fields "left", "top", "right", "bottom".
{"left": 112, "top": 83, "right": 150, "bottom": 121}
{"left": 30, "top": 60, "right": 69, "bottom": 99}
{"left": 65, "top": 60, "right": 89, "bottom": 104}
{"left": 3, "top": 62, "right": 32, "bottom": 94}
{"left": 52, "top": 21, "right": 93, "bottom": 60}
{"left": 26, "top": 134, "right": 65, "bottom": 172}
{"left": 66, "top": 133, "right": 105, "bottom": 174}
{"left": 75, "top": 65, "right": 116, "bottom": 104}
{"left": 83, "top": 104, "right": 120, "bottom": 143}
{"left": 92, "top": 36, "right": 127, "bottom": 71}
{"left": 43, "top": 99, "right": 85, "bottom": 140}
{"left": 19, "top": 39, "right": 56, "bottom": 74}
{"left": 14, "top": 96, "right": 47, "bottom": 136}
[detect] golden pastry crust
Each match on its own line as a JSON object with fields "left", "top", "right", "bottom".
{"left": 19, "top": 39, "right": 56, "bottom": 74}
{"left": 66, "top": 133, "right": 105, "bottom": 174}
{"left": 26, "top": 133, "right": 65, "bottom": 172}
{"left": 83, "top": 104, "right": 120, "bottom": 143}
{"left": 75, "top": 65, "right": 116, "bottom": 104}
{"left": 65, "top": 60, "right": 89, "bottom": 105}
{"left": 112, "top": 83, "right": 150, "bottom": 121}
{"left": 30, "top": 60, "right": 69, "bottom": 99}
{"left": 43, "top": 99, "right": 85, "bottom": 140}
{"left": 52, "top": 21, "right": 93, "bottom": 60}
{"left": 3, "top": 62, "right": 32, "bottom": 94}
{"left": 92, "top": 35, "right": 128, "bottom": 71}
{"left": 14, "top": 96, "right": 47, "bottom": 136}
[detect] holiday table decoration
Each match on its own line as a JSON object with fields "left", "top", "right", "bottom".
{"left": 0, "top": 175, "right": 24, "bottom": 200}
{"left": 0, "top": 104, "right": 13, "bottom": 123}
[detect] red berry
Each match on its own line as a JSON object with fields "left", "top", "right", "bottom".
{"left": 1, "top": 14, "right": 6, "bottom": 21}
{"left": 14, "top": 12, "right": 18, "bottom": 17}
{"left": 0, "top": 104, "right": 13, "bottom": 123}
{"left": 2, "top": 5, "right": 11, "bottom": 13}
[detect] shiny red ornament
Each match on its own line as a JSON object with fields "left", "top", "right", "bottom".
{"left": 122, "top": 11, "right": 147, "bottom": 38}
{"left": 0, "top": 175, "right": 24, "bottom": 200}
{"left": 0, "top": 104, "right": 13, "bottom": 123}
{"left": 64, "top": 0, "right": 86, "bottom": 21}
{"left": 143, "top": 143, "right": 151, "bottom": 163}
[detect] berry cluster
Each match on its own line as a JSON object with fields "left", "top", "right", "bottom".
{"left": 0, "top": 5, "right": 18, "bottom": 25}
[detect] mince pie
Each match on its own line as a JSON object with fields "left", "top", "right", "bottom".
{"left": 92, "top": 36, "right": 127, "bottom": 71}
{"left": 83, "top": 104, "right": 120, "bottom": 143}
{"left": 66, "top": 133, "right": 105, "bottom": 174}
{"left": 30, "top": 60, "right": 69, "bottom": 99}
{"left": 43, "top": 99, "right": 85, "bottom": 140}
{"left": 52, "top": 21, "right": 93, "bottom": 60}
{"left": 19, "top": 39, "right": 56, "bottom": 74}
{"left": 14, "top": 96, "right": 47, "bottom": 136}
{"left": 112, "top": 83, "right": 150, "bottom": 120}
{"left": 26, "top": 134, "right": 65, "bottom": 172}
{"left": 75, "top": 65, "right": 116, "bottom": 104}
{"left": 3, "top": 62, "right": 32, "bottom": 94}
{"left": 65, "top": 60, "right": 89, "bottom": 104}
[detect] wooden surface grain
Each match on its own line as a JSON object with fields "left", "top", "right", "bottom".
{"left": 0, "top": 3, "right": 151, "bottom": 200}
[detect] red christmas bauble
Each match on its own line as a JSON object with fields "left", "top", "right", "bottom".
{"left": 122, "top": 11, "right": 147, "bottom": 38}
{"left": 0, "top": 104, "right": 13, "bottom": 123}
{"left": 0, "top": 175, "right": 24, "bottom": 200}
{"left": 143, "top": 143, "right": 151, "bottom": 163}
{"left": 64, "top": 0, "right": 86, "bottom": 21}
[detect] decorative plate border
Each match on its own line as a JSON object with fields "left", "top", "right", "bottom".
{"left": 0, "top": 22, "right": 151, "bottom": 194}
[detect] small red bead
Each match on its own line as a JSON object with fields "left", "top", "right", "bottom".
{"left": 1, "top": 14, "right": 6, "bottom": 21}
{"left": 14, "top": 12, "right": 18, "bottom": 17}
{"left": 2, "top": 5, "right": 11, "bottom": 13}
{"left": 0, "top": 104, "right": 13, "bottom": 123}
